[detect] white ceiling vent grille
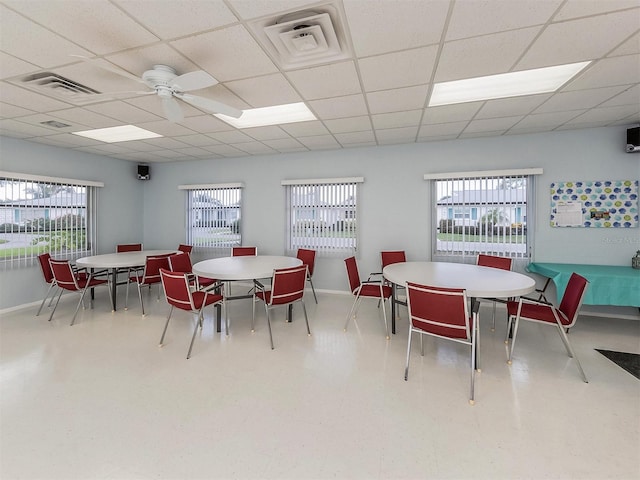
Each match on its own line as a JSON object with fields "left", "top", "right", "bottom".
{"left": 20, "top": 72, "right": 100, "bottom": 101}
{"left": 248, "top": 1, "right": 352, "bottom": 70}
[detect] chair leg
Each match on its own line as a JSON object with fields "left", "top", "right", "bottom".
{"left": 469, "top": 313, "right": 478, "bottom": 405}
{"left": 48, "top": 288, "right": 64, "bottom": 322}
{"left": 265, "top": 305, "right": 274, "bottom": 350}
{"left": 343, "top": 293, "right": 361, "bottom": 331}
{"left": 381, "top": 298, "right": 390, "bottom": 339}
{"left": 71, "top": 286, "right": 90, "bottom": 326}
{"left": 404, "top": 329, "right": 413, "bottom": 380}
{"left": 507, "top": 315, "right": 521, "bottom": 365}
{"left": 125, "top": 278, "right": 130, "bottom": 310}
{"left": 301, "top": 300, "right": 311, "bottom": 336}
{"left": 491, "top": 301, "right": 497, "bottom": 331}
{"left": 36, "top": 283, "right": 57, "bottom": 316}
{"left": 187, "top": 310, "right": 203, "bottom": 359}
{"left": 137, "top": 282, "right": 146, "bottom": 316}
{"left": 556, "top": 324, "right": 588, "bottom": 383}
{"left": 159, "top": 306, "right": 174, "bottom": 346}
{"left": 251, "top": 291, "right": 257, "bottom": 332}
{"left": 308, "top": 276, "right": 317, "bottom": 304}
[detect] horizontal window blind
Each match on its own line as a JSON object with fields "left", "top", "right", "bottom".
{"left": 0, "top": 173, "right": 99, "bottom": 269}
{"left": 184, "top": 184, "right": 242, "bottom": 256}
{"left": 284, "top": 178, "right": 362, "bottom": 257}
{"left": 432, "top": 172, "right": 534, "bottom": 269}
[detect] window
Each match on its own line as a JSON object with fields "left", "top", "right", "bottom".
{"left": 283, "top": 177, "right": 363, "bottom": 257}
{"left": 181, "top": 183, "right": 243, "bottom": 256}
{"left": 425, "top": 169, "right": 542, "bottom": 269}
{"left": 0, "top": 171, "right": 102, "bottom": 268}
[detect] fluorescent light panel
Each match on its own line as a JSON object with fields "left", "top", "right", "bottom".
{"left": 72, "top": 125, "right": 162, "bottom": 143}
{"left": 215, "top": 102, "right": 316, "bottom": 128}
{"left": 429, "top": 61, "right": 591, "bottom": 107}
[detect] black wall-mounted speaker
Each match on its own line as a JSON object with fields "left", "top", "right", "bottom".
{"left": 137, "top": 164, "right": 150, "bottom": 180}
{"left": 626, "top": 127, "right": 639, "bottom": 153}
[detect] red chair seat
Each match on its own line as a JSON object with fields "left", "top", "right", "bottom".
{"left": 507, "top": 301, "right": 570, "bottom": 326}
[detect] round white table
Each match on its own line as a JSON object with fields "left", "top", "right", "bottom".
{"left": 193, "top": 255, "right": 303, "bottom": 331}
{"left": 383, "top": 261, "right": 536, "bottom": 334}
{"left": 76, "top": 250, "right": 176, "bottom": 310}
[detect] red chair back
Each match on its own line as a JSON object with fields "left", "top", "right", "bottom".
{"left": 49, "top": 259, "right": 79, "bottom": 291}
{"left": 268, "top": 265, "right": 308, "bottom": 306}
{"left": 558, "top": 273, "right": 589, "bottom": 326}
{"left": 344, "top": 256, "right": 361, "bottom": 294}
{"left": 406, "top": 282, "right": 470, "bottom": 340}
{"left": 296, "top": 248, "right": 316, "bottom": 276}
{"left": 232, "top": 246, "right": 257, "bottom": 256}
{"left": 38, "top": 253, "right": 54, "bottom": 284}
{"left": 139, "top": 255, "right": 170, "bottom": 286}
{"left": 477, "top": 254, "right": 512, "bottom": 271}
{"left": 178, "top": 244, "right": 193, "bottom": 254}
{"left": 168, "top": 253, "right": 192, "bottom": 273}
{"left": 160, "top": 268, "right": 196, "bottom": 311}
{"left": 117, "top": 243, "right": 142, "bottom": 253}
{"left": 381, "top": 250, "right": 406, "bottom": 268}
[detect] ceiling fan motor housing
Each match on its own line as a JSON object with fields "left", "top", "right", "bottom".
{"left": 142, "top": 65, "right": 178, "bottom": 93}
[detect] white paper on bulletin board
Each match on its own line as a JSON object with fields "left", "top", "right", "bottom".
{"left": 550, "top": 180, "right": 639, "bottom": 228}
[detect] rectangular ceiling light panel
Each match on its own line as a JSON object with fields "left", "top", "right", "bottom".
{"left": 429, "top": 61, "right": 591, "bottom": 107}
{"left": 72, "top": 125, "right": 162, "bottom": 143}
{"left": 216, "top": 102, "right": 316, "bottom": 128}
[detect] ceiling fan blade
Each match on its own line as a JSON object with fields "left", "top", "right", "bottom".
{"left": 170, "top": 71, "right": 218, "bottom": 92}
{"left": 161, "top": 96, "right": 184, "bottom": 123}
{"left": 70, "top": 55, "right": 145, "bottom": 84}
{"left": 176, "top": 93, "right": 243, "bottom": 119}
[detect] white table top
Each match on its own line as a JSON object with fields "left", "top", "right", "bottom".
{"left": 383, "top": 261, "right": 536, "bottom": 299}
{"left": 76, "top": 250, "right": 177, "bottom": 269}
{"left": 193, "top": 255, "right": 302, "bottom": 281}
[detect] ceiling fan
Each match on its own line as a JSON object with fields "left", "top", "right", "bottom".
{"left": 71, "top": 55, "right": 243, "bottom": 122}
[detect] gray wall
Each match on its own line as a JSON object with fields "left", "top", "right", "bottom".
{"left": 2, "top": 126, "right": 639, "bottom": 317}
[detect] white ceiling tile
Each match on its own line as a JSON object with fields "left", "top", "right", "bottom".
{"left": 0, "top": 83, "right": 75, "bottom": 112}
{"left": 242, "top": 126, "right": 291, "bottom": 141}
{"left": 286, "top": 61, "right": 361, "bottom": 100}
{"left": 359, "top": 46, "right": 438, "bottom": 92}
{"left": 136, "top": 120, "right": 197, "bottom": 137}
{"left": 325, "top": 116, "right": 371, "bottom": 133}
{"left": 0, "top": 52, "right": 39, "bottom": 80}
{"left": 297, "top": 135, "right": 341, "bottom": 149}
{"left": 308, "top": 94, "right": 368, "bottom": 119}
{"left": 475, "top": 95, "right": 551, "bottom": 119}
{"left": 0, "top": 118, "right": 55, "bottom": 137}
{"left": 423, "top": 102, "right": 483, "bottom": 124}
{"left": 563, "top": 55, "right": 640, "bottom": 91}
{"left": 464, "top": 116, "right": 523, "bottom": 133}
{"left": 45, "top": 108, "right": 121, "bottom": 129}
{"left": 512, "top": 111, "right": 584, "bottom": 129}
{"left": 124, "top": 95, "right": 204, "bottom": 120}
{"left": 446, "top": 0, "right": 562, "bottom": 41}
{"left": 372, "top": 110, "right": 422, "bottom": 129}
{"left": 140, "top": 137, "right": 192, "bottom": 150}
{"left": 225, "top": 73, "right": 301, "bottom": 107}
{"left": 233, "top": 142, "right": 277, "bottom": 155}
{"left": 172, "top": 146, "right": 216, "bottom": 157}
{"left": 13, "top": 112, "right": 87, "bottom": 133}
{"left": 262, "top": 138, "right": 306, "bottom": 151}
{"left": 208, "top": 130, "right": 254, "bottom": 143}
{"left": 114, "top": 0, "right": 238, "bottom": 39}
{"left": 105, "top": 44, "right": 200, "bottom": 80}
{"left": 376, "top": 126, "right": 419, "bottom": 144}
{"left": 171, "top": 115, "right": 232, "bottom": 134}
{"left": 280, "top": 120, "right": 330, "bottom": 136}
{"left": 0, "top": 102, "right": 36, "bottom": 118}
{"left": 3, "top": 0, "right": 158, "bottom": 56}
{"left": 435, "top": 27, "right": 541, "bottom": 82}
{"left": 366, "top": 85, "right": 428, "bottom": 115}
{"left": 459, "top": 130, "right": 506, "bottom": 139}
{"left": 227, "top": 0, "right": 320, "bottom": 20}
{"left": 36, "top": 132, "right": 103, "bottom": 147}
{"left": 343, "top": 0, "right": 449, "bottom": 56}
{"left": 599, "top": 84, "right": 640, "bottom": 108}
{"left": 171, "top": 25, "right": 278, "bottom": 82}
{"left": 554, "top": 0, "right": 640, "bottom": 21}
{"left": 0, "top": 5, "right": 93, "bottom": 68}
{"left": 418, "top": 122, "right": 468, "bottom": 138}
{"left": 608, "top": 32, "right": 640, "bottom": 57}
{"left": 205, "top": 144, "right": 247, "bottom": 156}
{"left": 174, "top": 134, "right": 221, "bottom": 147}
{"left": 85, "top": 101, "right": 162, "bottom": 123}
{"left": 534, "top": 86, "right": 629, "bottom": 114}
{"left": 564, "top": 104, "right": 640, "bottom": 125}
{"left": 517, "top": 10, "right": 640, "bottom": 69}
{"left": 335, "top": 130, "right": 375, "bottom": 145}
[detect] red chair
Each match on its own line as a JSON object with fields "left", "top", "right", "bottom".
{"left": 343, "top": 256, "right": 392, "bottom": 339}
{"left": 477, "top": 254, "right": 513, "bottom": 331}
{"left": 36, "top": 253, "right": 60, "bottom": 316}
{"left": 405, "top": 282, "right": 479, "bottom": 405}
{"left": 296, "top": 248, "right": 317, "bottom": 303}
{"left": 252, "top": 264, "right": 311, "bottom": 349}
{"left": 167, "top": 253, "right": 217, "bottom": 290}
{"left": 125, "top": 255, "right": 170, "bottom": 315}
{"left": 48, "top": 259, "right": 112, "bottom": 325}
{"left": 178, "top": 244, "right": 193, "bottom": 254}
{"left": 159, "top": 268, "right": 225, "bottom": 359}
{"left": 506, "top": 272, "right": 589, "bottom": 383}
{"left": 231, "top": 246, "right": 257, "bottom": 256}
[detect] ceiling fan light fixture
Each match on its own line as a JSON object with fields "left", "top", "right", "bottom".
{"left": 72, "top": 125, "right": 162, "bottom": 143}
{"left": 429, "top": 61, "right": 591, "bottom": 106}
{"left": 215, "top": 102, "right": 316, "bottom": 128}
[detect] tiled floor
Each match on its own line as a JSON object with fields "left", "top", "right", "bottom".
{"left": 1, "top": 287, "right": 639, "bottom": 480}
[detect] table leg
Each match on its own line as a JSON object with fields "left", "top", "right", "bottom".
{"left": 391, "top": 283, "right": 397, "bottom": 335}
{"left": 110, "top": 268, "right": 117, "bottom": 311}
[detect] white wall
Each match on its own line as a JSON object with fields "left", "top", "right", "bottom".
{"left": 0, "top": 137, "right": 144, "bottom": 309}
{"left": 2, "top": 126, "right": 639, "bottom": 317}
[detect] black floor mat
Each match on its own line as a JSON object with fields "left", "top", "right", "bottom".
{"left": 596, "top": 349, "right": 640, "bottom": 380}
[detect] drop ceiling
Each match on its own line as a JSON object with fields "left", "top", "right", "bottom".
{"left": 1, "top": 0, "right": 639, "bottom": 164}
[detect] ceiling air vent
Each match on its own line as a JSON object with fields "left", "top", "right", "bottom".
{"left": 248, "top": 1, "right": 352, "bottom": 70}
{"left": 20, "top": 72, "right": 99, "bottom": 101}
{"left": 40, "top": 120, "right": 71, "bottom": 129}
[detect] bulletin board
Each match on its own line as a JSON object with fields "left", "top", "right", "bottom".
{"left": 550, "top": 180, "right": 638, "bottom": 228}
